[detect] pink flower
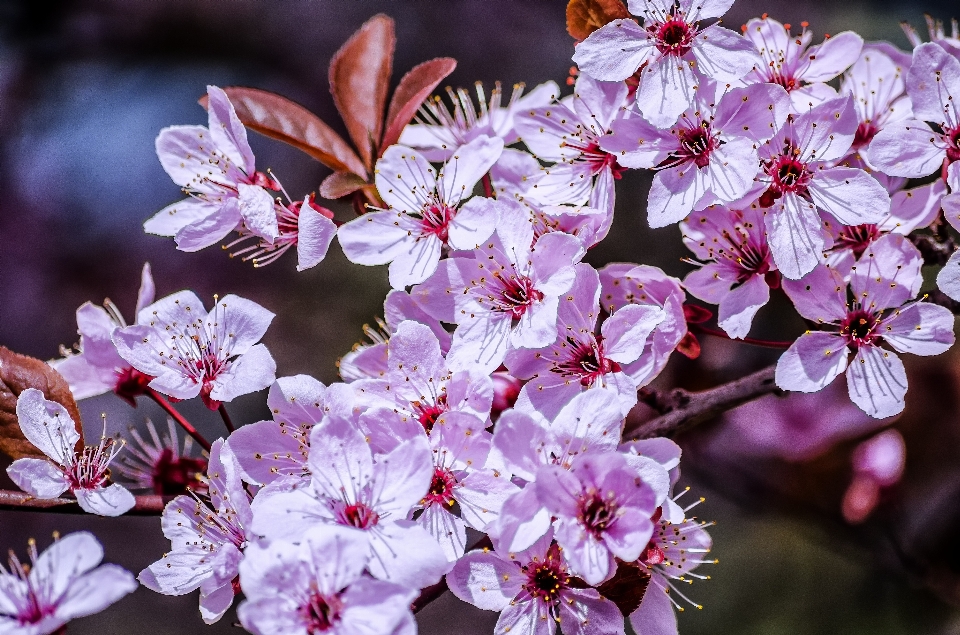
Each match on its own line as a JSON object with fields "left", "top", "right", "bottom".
{"left": 505, "top": 264, "right": 664, "bottom": 419}
{"left": 743, "top": 18, "right": 863, "bottom": 110}
{"left": 52, "top": 263, "right": 155, "bottom": 405}
{"left": 572, "top": 0, "right": 759, "bottom": 128}
{"left": 602, "top": 82, "right": 790, "bottom": 227}
{"left": 412, "top": 207, "right": 583, "bottom": 375}
{"left": 755, "top": 95, "right": 890, "bottom": 280}
{"left": 0, "top": 532, "right": 136, "bottom": 635}
{"left": 6, "top": 389, "right": 135, "bottom": 516}
{"left": 337, "top": 135, "right": 505, "bottom": 289}
{"left": 937, "top": 165, "right": 960, "bottom": 300}
{"left": 446, "top": 532, "right": 625, "bottom": 635}
{"left": 681, "top": 204, "right": 777, "bottom": 339}
{"left": 114, "top": 418, "right": 207, "bottom": 495}
{"left": 145, "top": 85, "right": 279, "bottom": 252}
{"left": 776, "top": 234, "right": 955, "bottom": 417}
{"left": 140, "top": 439, "right": 253, "bottom": 623}
{"left": 842, "top": 429, "right": 906, "bottom": 523}
{"left": 113, "top": 290, "right": 276, "bottom": 410}
{"left": 237, "top": 526, "right": 417, "bottom": 635}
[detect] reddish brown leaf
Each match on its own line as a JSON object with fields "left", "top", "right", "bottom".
{"left": 381, "top": 57, "right": 458, "bottom": 151}
{"left": 566, "top": 0, "right": 631, "bottom": 41}
{"left": 0, "top": 347, "right": 83, "bottom": 460}
{"left": 596, "top": 560, "right": 651, "bottom": 616}
{"left": 676, "top": 332, "right": 702, "bottom": 359}
{"left": 200, "top": 87, "right": 367, "bottom": 179}
{"left": 329, "top": 14, "right": 396, "bottom": 171}
{"left": 319, "top": 171, "right": 368, "bottom": 200}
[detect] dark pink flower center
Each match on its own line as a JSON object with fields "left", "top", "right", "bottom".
{"left": 840, "top": 309, "right": 880, "bottom": 348}
{"left": 765, "top": 149, "right": 812, "bottom": 198}
{"left": 579, "top": 491, "right": 618, "bottom": 538}
{"left": 522, "top": 544, "right": 570, "bottom": 602}
{"left": 676, "top": 124, "right": 717, "bottom": 168}
{"left": 424, "top": 467, "right": 458, "bottom": 507}
{"left": 653, "top": 16, "right": 695, "bottom": 56}
{"left": 113, "top": 367, "right": 153, "bottom": 406}
{"left": 492, "top": 273, "right": 544, "bottom": 319}
{"left": 947, "top": 127, "right": 960, "bottom": 163}
{"left": 413, "top": 394, "right": 448, "bottom": 434}
{"left": 421, "top": 203, "right": 456, "bottom": 242}
{"left": 853, "top": 121, "right": 878, "bottom": 150}
{"left": 836, "top": 224, "right": 880, "bottom": 259}
{"left": 150, "top": 448, "right": 207, "bottom": 496}
{"left": 715, "top": 229, "right": 771, "bottom": 282}
{"left": 551, "top": 336, "right": 621, "bottom": 386}
{"left": 334, "top": 502, "right": 380, "bottom": 529}
{"left": 302, "top": 589, "right": 342, "bottom": 633}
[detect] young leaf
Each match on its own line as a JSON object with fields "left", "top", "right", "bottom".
{"left": 329, "top": 13, "right": 396, "bottom": 170}
{"left": 596, "top": 560, "right": 651, "bottom": 616}
{"left": 200, "top": 87, "right": 367, "bottom": 179}
{"left": 320, "top": 171, "right": 368, "bottom": 200}
{"left": 381, "top": 57, "right": 458, "bottom": 151}
{"left": 566, "top": 0, "right": 630, "bottom": 41}
{"left": 0, "top": 347, "right": 84, "bottom": 460}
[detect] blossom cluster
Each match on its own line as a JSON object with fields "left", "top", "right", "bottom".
{"left": 8, "top": 3, "right": 960, "bottom": 635}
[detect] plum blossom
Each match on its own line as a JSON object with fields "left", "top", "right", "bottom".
{"left": 505, "top": 264, "right": 664, "bottom": 419}
{"left": 139, "top": 439, "right": 253, "bottom": 624}
{"left": 114, "top": 418, "right": 207, "bottom": 495}
{"left": 681, "top": 204, "right": 778, "bottom": 339}
{"left": 354, "top": 320, "right": 493, "bottom": 431}
{"left": 400, "top": 80, "right": 559, "bottom": 160}
{"left": 572, "top": 0, "right": 759, "bottom": 128}
{"left": 237, "top": 526, "right": 416, "bottom": 635}
{"left": 775, "top": 234, "right": 955, "bottom": 417}
{"left": 113, "top": 290, "right": 276, "bottom": 410}
{"left": 249, "top": 414, "right": 448, "bottom": 588}
{"left": 901, "top": 15, "right": 960, "bottom": 58}
{"left": 743, "top": 17, "right": 864, "bottom": 110}
{"left": 599, "top": 264, "right": 689, "bottom": 387}
{"left": 337, "top": 135, "right": 505, "bottom": 289}
{"left": 412, "top": 205, "right": 584, "bottom": 375}
{"left": 7, "top": 389, "right": 135, "bottom": 517}
{"left": 754, "top": 95, "right": 890, "bottom": 279}
{"left": 0, "top": 532, "right": 136, "bottom": 635}
{"left": 446, "top": 532, "right": 625, "bottom": 635}
{"left": 145, "top": 85, "right": 280, "bottom": 251}
{"left": 602, "top": 82, "right": 790, "bottom": 227}
{"left": 52, "top": 263, "right": 156, "bottom": 404}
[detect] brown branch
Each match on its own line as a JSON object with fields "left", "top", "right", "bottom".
{"left": 624, "top": 364, "right": 780, "bottom": 440}
{"left": 0, "top": 489, "right": 169, "bottom": 515}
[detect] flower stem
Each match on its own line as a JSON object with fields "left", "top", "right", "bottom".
{"left": 145, "top": 389, "right": 212, "bottom": 452}
{"left": 692, "top": 324, "right": 793, "bottom": 349}
{"left": 218, "top": 404, "right": 235, "bottom": 434}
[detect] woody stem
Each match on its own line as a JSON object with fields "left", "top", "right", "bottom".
{"left": 218, "top": 404, "right": 236, "bottom": 434}
{"left": 691, "top": 324, "right": 793, "bottom": 349}
{"left": 146, "top": 388, "right": 212, "bottom": 452}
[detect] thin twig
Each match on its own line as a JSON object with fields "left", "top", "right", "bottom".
{"left": 218, "top": 404, "right": 236, "bottom": 434}
{"left": 146, "top": 388, "right": 212, "bottom": 452}
{"left": 0, "top": 489, "right": 169, "bottom": 515}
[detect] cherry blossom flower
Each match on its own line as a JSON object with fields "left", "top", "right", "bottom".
{"left": 446, "top": 532, "right": 625, "bottom": 635}
{"left": 0, "top": 532, "right": 136, "bottom": 635}
{"left": 505, "top": 264, "right": 665, "bottom": 419}
{"left": 113, "top": 290, "right": 276, "bottom": 410}
{"left": 338, "top": 135, "right": 505, "bottom": 289}
{"left": 249, "top": 414, "right": 448, "bottom": 588}
{"left": 743, "top": 17, "right": 864, "bottom": 110}
{"left": 400, "top": 80, "right": 559, "bottom": 160}
{"left": 237, "top": 526, "right": 416, "bottom": 635}
{"left": 936, "top": 165, "right": 960, "bottom": 300}
{"left": 776, "top": 234, "right": 955, "bottom": 417}
{"left": 755, "top": 95, "right": 890, "bottom": 280}
{"left": 901, "top": 15, "right": 960, "bottom": 58}
{"left": 602, "top": 82, "right": 790, "bottom": 227}
{"left": 867, "top": 43, "right": 960, "bottom": 179}
{"left": 145, "top": 85, "right": 280, "bottom": 252}
{"left": 681, "top": 204, "right": 778, "bottom": 339}
{"left": 114, "top": 418, "right": 207, "bottom": 495}
{"left": 353, "top": 320, "right": 493, "bottom": 432}
{"left": 52, "top": 262, "right": 156, "bottom": 405}
{"left": 412, "top": 207, "right": 583, "bottom": 375}
{"left": 7, "top": 389, "right": 135, "bottom": 517}
{"left": 599, "top": 264, "right": 689, "bottom": 387}
{"left": 139, "top": 439, "right": 253, "bottom": 624}
{"left": 572, "top": 0, "right": 759, "bottom": 128}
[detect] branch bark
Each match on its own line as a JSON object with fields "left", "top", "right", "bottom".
{"left": 624, "top": 364, "right": 780, "bottom": 440}
{"left": 0, "top": 490, "right": 169, "bottom": 515}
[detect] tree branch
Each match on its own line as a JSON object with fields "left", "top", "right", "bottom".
{"left": 0, "top": 489, "right": 169, "bottom": 515}
{"left": 624, "top": 364, "right": 780, "bottom": 440}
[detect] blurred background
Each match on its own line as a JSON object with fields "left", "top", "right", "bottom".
{"left": 1, "top": 0, "right": 960, "bottom": 633}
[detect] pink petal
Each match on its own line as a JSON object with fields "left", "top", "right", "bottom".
{"left": 775, "top": 332, "right": 848, "bottom": 392}
{"left": 846, "top": 345, "right": 907, "bottom": 418}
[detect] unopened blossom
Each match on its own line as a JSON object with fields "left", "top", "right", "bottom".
{"left": 743, "top": 17, "right": 864, "bottom": 110}
{"left": 113, "top": 290, "right": 276, "bottom": 410}
{"left": 53, "top": 262, "right": 155, "bottom": 404}
{"left": 7, "top": 389, "right": 135, "bottom": 516}
{"left": 842, "top": 429, "right": 906, "bottom": 523}
{"left": 505, "top": 264, "right": 664, "bottom": 419}
{"left": 446, "top": 532, "right": 625, "bottom": 635}
{"left": 400, "top": 80, "right": 559, "bottom": 160}
{"left": 754, "top": 95, "right": 890, "bottom": 279}
{"left": 140, "top": 439, "right": 253, "bottom": 624}
{"left": 599, "top": 264, "right": 689, "bottom": 387}
{"left": 338, "top": 135, "right": 505, "bottom": 289}
{"left": 514, "top": 74, "right": 627, "bottom": 227}
{"left": 250, "top": 414, "right": 448, "bottom": 588}
{"left": 868, "top": 43, "right": 960, "bottom": 178}
{"left": 412, "top": 206, "right": 583, "bottom": 375}
{"left": 602, "top": 82, "right": 790, "bottom": 227}
{"left": 145, "top": 85, "right": 280, "bottom": 251}
{"left": 776, "top": 234, "right": 955, "bottom": 417}
{"left": 681, "top": 204, "right": 778, "bottom": 339}
{"left": 0, "top": 532, "right": 136, "bottom": 635}
{"left": 572, "top": 0, "right": 759, "bottom": 128}
{"left": 237, "top": 526, "right": 417, "bottom": 635}
{"left": 115, "top": 418, "right": 206, "bottom": 495}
